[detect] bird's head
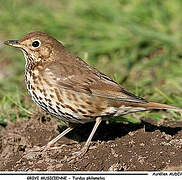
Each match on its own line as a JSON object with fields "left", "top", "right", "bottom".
{"left": 4, "top": 32, "right": 64, "bottom": 65}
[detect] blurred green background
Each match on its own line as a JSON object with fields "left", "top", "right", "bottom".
{"left": 0, "top": 0, "right": 182, "bottom": 125}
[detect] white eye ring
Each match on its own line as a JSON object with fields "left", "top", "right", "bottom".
{"left": 32, "top": 39, "right": 41, "bottom": 48}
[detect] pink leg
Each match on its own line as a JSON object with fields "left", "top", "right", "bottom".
{"left": 43, "top": 126, "right": 74, "bottom": 152}
{"left": 30, "top": 126, "right": 74, "bottom": 152}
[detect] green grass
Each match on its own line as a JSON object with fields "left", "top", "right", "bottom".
{"left": 1, "top": 0, "right": 182, "bottom": 125}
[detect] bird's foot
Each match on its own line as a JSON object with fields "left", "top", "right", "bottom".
{"left": 29, "top": 144, "right": 67, "bottom": 152}
{"left": 66, "top": 145, "right": 89, "bottom": 162}
{"left": 28, "top": 146, "right": 45, "bottom": 152}
{"left": 23, "top": 144, "right": 69, "bottom": 160}
{"left": 65, "top": 144, "right": 97, "bottom": 162}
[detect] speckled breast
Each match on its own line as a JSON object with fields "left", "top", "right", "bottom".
{"left": 24, "top": 66, "right": 100, "bottom": 124}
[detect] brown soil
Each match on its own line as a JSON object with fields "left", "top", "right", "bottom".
{"left": 0, "top": 110, "right": 182, "bottom": 171}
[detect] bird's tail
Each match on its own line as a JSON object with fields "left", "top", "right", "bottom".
{"left": 113, "top": 101, "right": 182, "bottom": 117}
{"left": 141, "top": 102, "right": 182, "bottom": 111}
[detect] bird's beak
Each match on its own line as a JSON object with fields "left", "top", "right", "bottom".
{"left": 4, "top": 40, "right": 21, "bottom": 48}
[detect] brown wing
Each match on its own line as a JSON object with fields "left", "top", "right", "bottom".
{"left": 42, "top": 57, "right": 147, "bottom": 104}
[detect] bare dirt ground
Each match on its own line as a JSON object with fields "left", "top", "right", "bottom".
{"left": 0, "top": 110, "right": 182, "bottom": 171}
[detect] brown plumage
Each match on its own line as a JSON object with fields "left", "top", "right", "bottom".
{"left": 4, "top": 32, "right": 182, "bottom": 158}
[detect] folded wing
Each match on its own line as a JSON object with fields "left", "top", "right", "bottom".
{"left": 42, "top": 57, "right": 147, "bottom": 104}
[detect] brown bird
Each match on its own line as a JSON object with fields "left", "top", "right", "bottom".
{"left": 4, "top": 32, "right": 182, "bottom": 158}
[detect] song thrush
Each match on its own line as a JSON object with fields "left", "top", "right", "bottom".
{"left": 4, "top": 32, "right": 182, "bottom": 158}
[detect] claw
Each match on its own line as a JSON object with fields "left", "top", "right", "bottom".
{"left": 29, "top": 144, "right": 67, "bottom": 153}
{"left": 29, "top": 145, "right": 45, "bottom": 152}
{"left": 66, "top": 145, "right": 89, "bottom": 162}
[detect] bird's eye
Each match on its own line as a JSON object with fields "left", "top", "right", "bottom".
{"left": 32, "top": 40, "right": 41, "bottom": 48}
